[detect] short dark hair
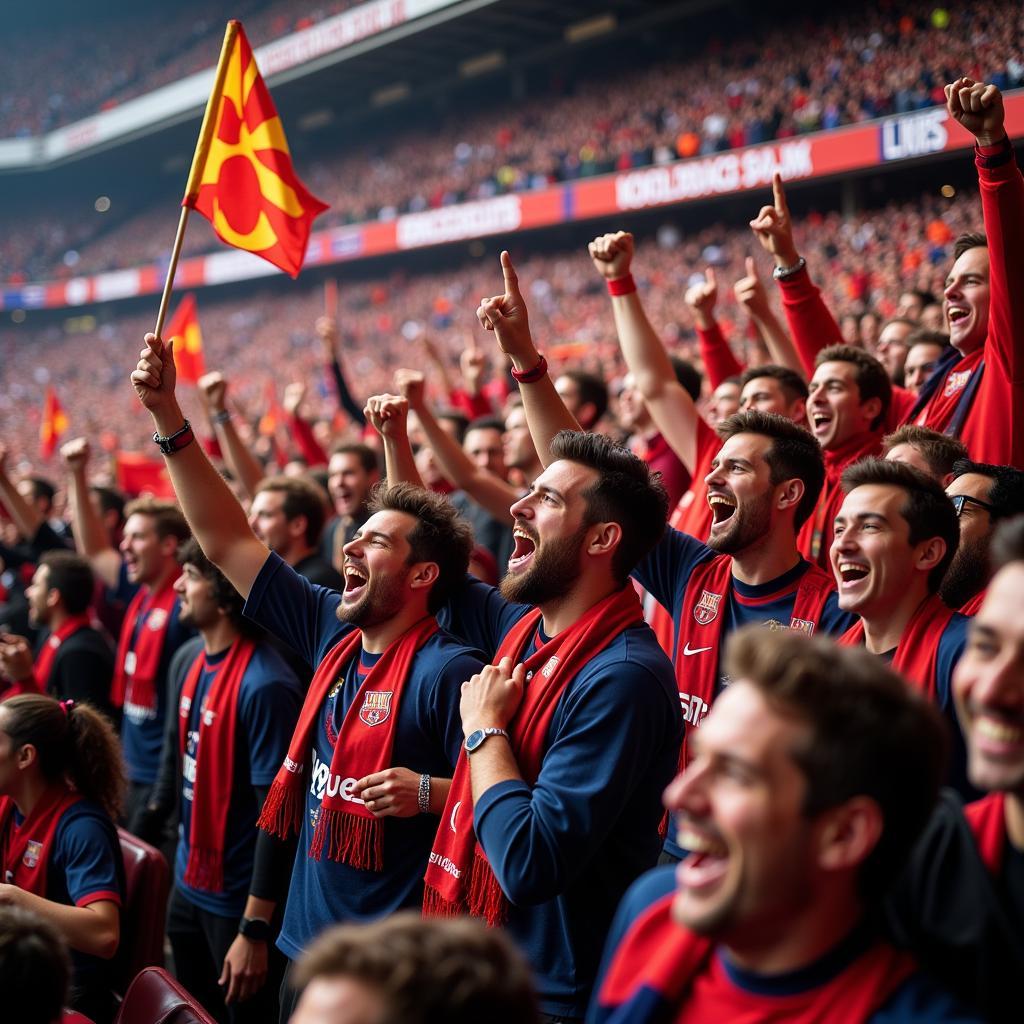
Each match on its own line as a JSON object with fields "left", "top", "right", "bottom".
{"left": 549, "top": 430, "right": 668, "bottom": 583}
{"left": 726, "top": 626, "right": 947, "bottom": 900}
{"left": 256, "top": 475, "right": 330, "bottom": 546}
{"left": 39, "top": 551, "right": 95, "bottom": 616}
{"left": 992, "top": 515, "right": 1024, "bottom": 570}
{"left": 739, "top": 364, "right": 809, "bottom": 403}
{"left": 904, "top": 328, "right": 950, "bottom": 351}
{"left": 841, "top": 458, "right": 959, "bottom": 591}
{"left": 90, "top": 484, "right": 126, "bottom": 525}
{"left": 465, "top": 416, "right": 505, "bottom": 436}
{"left": 436, "top": 408, "right": 470, "bottom": 445}
{"left": 951, "top": 460, "right": 1024, "bottom": 522}
{"left": 367, "top": 483, "right": 474, "bottom": 614}
{"left": 24, "top": 476, "right": 55, "bottom": 507}
{"left": 559, "top": 370, "right": 609, "bottom": 426}
{"left": 717, "top": 411, "right": 824, "bottom": 528}
{"left": 293, "top": 913, "right": 539, "bottom": 1024}
{"left": 881, "top": 316, "right": 917, "bottom": 334}
{"left": 329, "top": 441, "right": 379, "bottom": 475}
{"left": 815, "top": 344, "right": 892, "bottom": 429}
{"left": 901, "top": 288, "right": 935, "bottom": 309}
{"left": 176, "top": 537, "right": 250, "bottom": 630}
{"left": 882, "top": 424, "right": 968, "bottom": 480}
{"left": 670, "top": 356, "right": 703, "bottom": 402}
{"left": 123, "top": 497, "right": 190, "bottom": 543}
{"left": 0, "top": 906, "right": 70, "bottom": 1024}
{"left": 953, "top": 231, "right": 988, "bottom": 261}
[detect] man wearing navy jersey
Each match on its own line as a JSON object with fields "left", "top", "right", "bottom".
{"left": 130, "top": 331, "right": 486, "bottom": 1024}
{"left": 149, "top": 538, "right": 302, "bottom": 1023}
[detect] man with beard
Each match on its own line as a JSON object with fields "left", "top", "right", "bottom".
{"left": 590, "top": 628, "right": 977, "bottom": 1023}
{"left": 0, "top": 551, "right": 114, "bottom": 715}
{"left": 370, "top": 379, "right": 681, "bottom": 1021}
{"left": 129, "top": 332, "right": 485, "bottom": 1024}
{"left": 886, "top": 516, "right": 1024, "bottom": 1023}
{"left": 320, "top": 443, "right": 379, "bottom": 573}
{"left": 154, "top": 538, "right": 301, "bottom": 1023}
{"left": 942, "top": 460, "right": 1024, "bottom": 614}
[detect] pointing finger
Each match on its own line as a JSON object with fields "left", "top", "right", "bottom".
{"left": 745, "top": 256, "right": 757, "bottom": 277}
{"left": 772, "top": 172, "right": 789, "bottom": 216}
{"left": 500, "top": 250, "right": 519, "bottom": 295}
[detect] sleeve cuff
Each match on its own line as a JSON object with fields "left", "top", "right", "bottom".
{"left": 975, "top": 136, "right": 1014, "bottom": 170}
{"left": 75, "top": 890, "right": 121, "bottom": 908}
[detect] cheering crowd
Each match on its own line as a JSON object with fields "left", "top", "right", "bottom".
{"left": 2, "top": 77, "right": 1024, "bottom": 1024}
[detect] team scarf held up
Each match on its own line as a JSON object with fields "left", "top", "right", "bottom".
{"left": 33, "top": 613, "right": 93, "bottom": 691}
{"left": 595, "top": 893, "right": 915, "bottom": 1024}
{"left": 838, "top": 593, "right": 955, "bottom": 700}
{"left": 258, "top": 617, "right": 438, "bottom": 871}
{"left": 675, "top": 555, "right": 833, "bottom": 767}
{"left": 423, "top": 585, "right": 644, "bottom": 926}
{"left": 177, "top": 636, "right": 257, "bottom": 892}
{"left": 111, "top": 579, "right": 179, "bottom": 714}
{"left": 0, "top": 785, "right": 80, "bottom": 895}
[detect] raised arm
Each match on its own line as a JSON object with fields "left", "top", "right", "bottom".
{"left": 590, "top": 231, "right": 701, "bottom": 471}
{"left": 60, "top": 438, "right": 121, "bottom": 590}
{"left": 131, "top": 334, "right": 270, "bottom": 599}
{"left": 687, "top": 268, "right": 745, "bottom": 387}
{"left": 316, "top": 316, "right": 367, "bottom": 427}
{"left": 477, "top": 251, "right": 579, "bottom": 467}
{"left": 198, "top": 372, "right": 266, "bottom": 501}
{"left": 733, "top": 257, "right": 806, "bottom": 377}
{"left": 0, "top": 445, "right": 43, "bottom": 544}
{"left": 751, "top": 173, "right": 843, "bottom": 375}
{"left": 364, "top": 393, "right": 423, "bottom": 488}
{"left": 395, "top": 368, "right": 519, "bottom": 520}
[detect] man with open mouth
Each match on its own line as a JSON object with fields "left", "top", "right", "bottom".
{"left": 832, "top": 459, "right": 970, "bottom": 788}
{"left": 886, "top": 515, "right": 1024, "bottom": 1023}
{"left": 130, "top": 333, "right": 486, "bottom": 1024}
{"left": 591, "top": 627, "right": 976, "bottom": 1023}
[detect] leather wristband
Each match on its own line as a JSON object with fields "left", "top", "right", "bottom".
{"left": 607, "top": 274, "right": 637, "bottom": 296}
{"left": 510, "top": 353, "right": 548, "bottom": 384}
{"left": 152, "top": 419, "right": 194, "bottom": 456}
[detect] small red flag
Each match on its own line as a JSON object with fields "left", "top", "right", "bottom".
{"left": 184, "top": 22, "right": 328, "bottom": 277}
{"left": 115, "top": 452, "right": 176, "bottom": 499}
{"left": 259, "top": 378, "right": 284, "bottom": 436}
{"left": 40, "top": 386, "right": 69, "bottom": 460}
{"left": 165, "top": 293, "right": 206, "bottom": 384}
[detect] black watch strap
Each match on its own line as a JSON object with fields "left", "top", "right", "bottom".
{"left": 238, "top": 916, "right": 271, "bottom": 941}
{"left": 153, "top": 419, "right": 194, "bottom": 456}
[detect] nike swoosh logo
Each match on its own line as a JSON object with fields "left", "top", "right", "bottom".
{"left": 682, "top": 644, "right": 713, "bottom": 656}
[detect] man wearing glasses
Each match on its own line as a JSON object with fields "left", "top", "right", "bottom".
{"left": 943, "top": 460, "right": 1024, "bottom": 614}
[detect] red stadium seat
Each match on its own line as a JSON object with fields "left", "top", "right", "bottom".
{"left": 113, "top": 968, "right": 217, "bottom": 1024}
{"left": 114, "top": 827, "right": 171, "bottom": 994}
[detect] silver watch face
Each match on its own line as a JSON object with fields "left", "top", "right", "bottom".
{"left": 465, "top": 729, "right": 486, "bottom": 752}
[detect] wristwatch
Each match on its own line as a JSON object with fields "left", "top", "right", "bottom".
{"left": 465, "top": 727, "right": 510, "bottom": 754}
{"left": 152, "top": 419, "right": 195, "bottom": 455}
{"left": 238, "top": 916, "right": 271, "bottom": 942}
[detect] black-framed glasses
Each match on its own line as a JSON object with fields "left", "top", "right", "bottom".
{"left": 951, "top": 494, "right": 999, "bottom": 518}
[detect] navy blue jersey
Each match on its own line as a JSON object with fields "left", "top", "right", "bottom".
{"left": 120, "top": 589, "right": 195, "bottom": 785}
{"left": 174, "top": 642, "right": 302, "bottom": 918}
{"left": 440, "top": 576, "right": 682, "bottom": 1019}
{"left": 588, "top": 866, "right": 983, "bottom": 1023}
{"left": 243, "top": 554, "right": 483, "bottom": 960}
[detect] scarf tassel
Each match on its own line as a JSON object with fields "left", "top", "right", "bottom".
{"left": 310, "top": 807, "right": 383, "bottom": 871}
{"left": 257, "top": 779, "right": 302, "bottom": 840}
{"left": 423, "top": 848, "right": 507, "bottom": 926}
{"left": 183, "top": 846, "right": 225, "bottom": 893}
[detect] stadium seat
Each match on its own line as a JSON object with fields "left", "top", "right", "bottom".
{"left": 114, "top": 827, "right": 170, "bottom": 994}
{"left": 113, "top": 968, "right": 216, "bottom": 1024}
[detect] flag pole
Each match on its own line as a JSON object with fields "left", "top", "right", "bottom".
{"left": 153, "top": 20, "right": 240, "bottom": 338}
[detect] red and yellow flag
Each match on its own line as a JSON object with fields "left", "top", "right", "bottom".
{"left": 40, "top": 386, "right": 68, "bottom": 460}
{"left": 165, "top": 293, "right": 206, "bottom": 384}
{"left": 184, "top": 22, "right": 328, "bottom": 277}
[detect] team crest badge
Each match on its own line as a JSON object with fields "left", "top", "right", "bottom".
{"left": 541, "top": 656, "right": 560, "bottom": 679}
{"left": 789, "top": 617, "right": 816, "bottom": 636}
{"left": 359, "top": 690, "right": 393, "bottom": 727}
{"left": 693, "top": 590, "right": 722, "bottom": 625}
{"left": 147, "top": 608, "right": 168, "bottom": 631}
{"left": 943, "top": 370, "right": 971, "bottom": 398}
{"left": 23, "top": 841, "right": 43, "bottom": 869}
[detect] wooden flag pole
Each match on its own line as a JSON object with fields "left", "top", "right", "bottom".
{"left": 153, "top": 19, "right": 240, "bottom": 338}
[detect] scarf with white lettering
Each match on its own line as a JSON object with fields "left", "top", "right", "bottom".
{"left": 258, "top": 617, "right": 437, "bottom": 870}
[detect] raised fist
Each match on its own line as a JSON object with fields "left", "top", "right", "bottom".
{"left": 131, "top": 333, "right": 177, "bottom": 411}
{"left": 315, "top": 316, "right": 339, "bottom": 347}
{"left": 684, "top": 267, "right": 718, "bottom": 318}
{"left": 588, "top": 231, "right": 635, "bottom": 281}
{"left": 198, "top": 372, "right": 227, "bottom": 412}
{"left": 394, "top": 368, "right": 426, "bottom": 410}
{"left": 364, "top": 394, "right": 409, "bottom": 439}
{"left": 460, "top": 346, "right": 486, "bottom": 385}
{"left": 733, "top": 257, "right": 770, "bottom": 317}
{"left": 945, "top": 78, "right": 1006, "bottom": 148}
{"left": 60, "top": 437, "right": 91, "bottom": 471}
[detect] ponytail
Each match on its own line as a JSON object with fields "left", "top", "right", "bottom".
{"left": 1, "top": 695, "right": 126, "bottom": 821}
